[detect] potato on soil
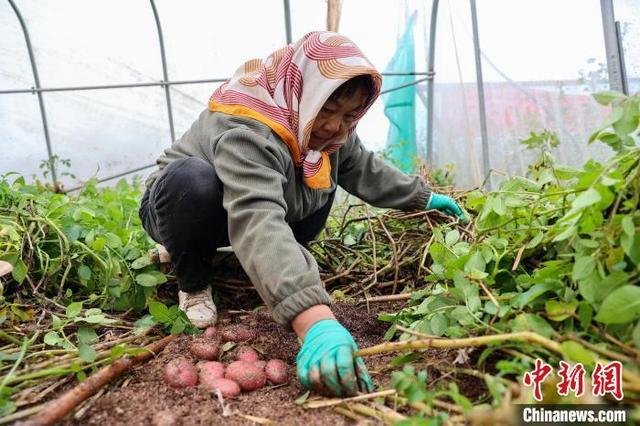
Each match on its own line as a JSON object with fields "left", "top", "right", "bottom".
{"left": 189, "top": 340, "right": 220, "bottom": 360}
{"left": 254, "top": 360, "right": 266, "bottom": 370}
{"left": 220, "top": 325, "right": 256, "bottom": 343}
{"left": 225, "top": 360, "right": 266, "bottom": 391}
{"left": 164, "top": 358, "right": 198, "bottom": 388}
{"left": 209, "top": 378, "right": 241, "bottom": 398}
{"left": 265, "top": 359, "right": 288, "bottom": 384}
{"left": 152, "top": 409, "right": 179, "bottom": 426}
{"left": 236, "top": 346, "right": 259, "bottom": 362}
{"left": 197, "top": 361, "right": 225, "bottom": 388}
{"left": 203, "top": 326, "right": 217, "bottom": 339}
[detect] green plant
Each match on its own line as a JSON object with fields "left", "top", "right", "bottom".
{"left": 147, "top": 301, "right": 199, "bottom": 335}
{"left": 378, "top": 91, "right": 639, "bottom": 415}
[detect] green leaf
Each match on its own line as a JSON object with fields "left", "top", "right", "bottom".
{"left": 509, "top": 313, "right": 554, "bottom": 338}
{"left": 592, "top": 91, "right": 626, "bottom": 106}
{"left": 390, "top": 353, "right": 421, "bottom": 367}
{"left": 571, "top": 255, "right": 595, "bottom": 282}
{"left": 383, "top": 324, "right": 397, "bottom": 341}
{"left": 429, "top": 243, "right": 448, "bottom": 264}
{"left": 79, "top": 314, "right": 117, "bottom": 325}
{"left": 104, "top": 232, "right": 122, "bottom": 248}
{"left": 135, "top": 273, "right": 158, "bottom": 287}
{"left": 633, "top": 322, "right": 640, "bottom": 348}
{"left": 465, "top": 191, "right": 485, "bottom": 211}
{"left": 148, "top": 301, "right": 170, "bottom": 323}
{"left": 0, "top": 399, "right": 17, "bottom": 417}
{"left": 77, "top": 264, "right": 92, "bottom": 281}
{"left": 11, "top": 258, "right": 27, "bottom": 284}
{"left": 110, "top": 344, "right": 127, "bottom": 361}
{"left": 343, "top": 234, "right": 356, "bottom": 246}
{"left": 295, "top": 390, "right": 311, "bottom": 405}
{"left": 78, "top": 343, "right": 98, "bottom": 362}
{"left": 77, "top": 326, "right": 98, "bottom": 345}
{"left": 131, "top": 256, "right": 152, "bottom": 270}
{"left": 469, "top": 268, "right": 488, "bottom": 280}
{"left": 613, "top": 101, "right": 640, "bottom": 136}
{"left": 577, "top": 302, "right": 593, "bottom": 330}
{"left": 578, "top": 270, "right": 628, "bottom": 305}
{"left": 430, "top": 314, "right": 448, "bottom": 336}
{"left": 552, "top": 225, "right": 577, "bottom": 242}
{"left": 560, "top": 341, "right": 596, "bottom": 367}
{"left": 489, "top": 195, "right": 506, "bottom": 216}
{"left": 512, "top": 282, "right": 561, "bottom": 309}
{"left": 44, "top": 331, "right": 61, "bottom": 346}
{"left": 622, "top": 216, "right": 635, "bottom": 237}
{"left": 65, "top": 302, "right": 83, "bottom": 318}
{"left": 621, "top": 233, "right": 640, "bottom": 264}
{"left": 526, "top": 231, "right": 544, "bottom": 249}
{"left": 545, "top": 300, "right": 578, "bottom": 322}
{"left": 146, "top": 270, "right": 167, "bottom": 285}
{"left": 0, "top": 352, "right": 19, "bottom": 361}
{"left": 445, "top": 230, "right": 460, "bottom": 246}
{"left": 484, "top": 375, "right": 506, "bottom": 406}
{"left": 91, "top": 237, "right": 106, "bottom": 252}
{"left": 572, "top": 188, "right": 601, "bottom": 210}
{"left": 221, "top": 341, "right": 236, "bottom": 352}
{"left": 170, "top": 320, "right": 185, "bottom": 335}
{"left": 595, "top": 285, "right": 640, "bottom": 324}
{"left": 464, "top": 252, "right": 486, "bottom": 274}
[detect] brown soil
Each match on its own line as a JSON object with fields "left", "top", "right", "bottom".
{"left": 60, "top": 300, "right": 485, "bottom": 425}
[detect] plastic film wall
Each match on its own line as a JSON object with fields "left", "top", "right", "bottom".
{"left": 0, "top": 0, "right": 633, "bottom": 190}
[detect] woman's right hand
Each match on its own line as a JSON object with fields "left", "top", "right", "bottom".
{"left": 296, "top": 319, "right": 373, "bottom": 396}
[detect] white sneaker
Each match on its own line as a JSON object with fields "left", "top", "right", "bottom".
{"left": 178, "top": 287, "right": 217, "bottom": 328}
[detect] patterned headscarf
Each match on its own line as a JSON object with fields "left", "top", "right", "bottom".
{"left": 208, "top": 31, "right": 382, "bottom": 189}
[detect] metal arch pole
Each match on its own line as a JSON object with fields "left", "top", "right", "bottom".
{"left": 426, "top": 0, "right": 439, "bottom": 168}
{"left": 600, "top": 0, "right": 626, "bottom": 94}
{"left": 8, "top": 0, "right": 59, "bottom": 190}
{"left": 283, "top": 0, "right": 292, "bottom": 44}
{"left": 615, "top": 21, "right": 629, "bottom": 95}
{"left": 470, "top": 0, "right": 490, "bottom": 189}
{"left": 150, "top": 0, "right": 176, "bottom": 143}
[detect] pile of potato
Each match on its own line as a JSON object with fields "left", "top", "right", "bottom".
{"left": 163, "top": 325, "right": 288, "bottom": 398}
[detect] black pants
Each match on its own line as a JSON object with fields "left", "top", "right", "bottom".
{"left": 139, "top": 157, "right": 334, "bottom": 292}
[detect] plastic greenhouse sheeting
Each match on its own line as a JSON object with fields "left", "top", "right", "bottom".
{"left": 1, "top": 0, "right": 633, "bottom": 190}
{"left": 428, "top": 0, "right": 616, "bottom": 188}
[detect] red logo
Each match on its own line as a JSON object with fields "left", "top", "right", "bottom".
{"left": 592, "top": 361, "right": 624, "bottom": 401}
{"left": 523, "top": 359, "right": 553, "bottom": 401}
{"left": 522, "top": 359, "right": 624, "bottom": 401}
{"left": 556, "top": 361, "right": 586, "bottom": 397}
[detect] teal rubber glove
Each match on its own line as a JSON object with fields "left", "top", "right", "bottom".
{"left": 296, "top": 319, "right": 373, "bottom": 397}
{"left": 427, "top": 193, "right": 468, "bottom": 223}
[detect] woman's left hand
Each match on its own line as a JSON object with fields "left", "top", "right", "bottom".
{"left": 426, "top": 193, "right": 468, "bottom": 223}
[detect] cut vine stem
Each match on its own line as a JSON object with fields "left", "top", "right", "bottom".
{"left": 353, "top": 331, "right": 640, "bottom": 390}
{"left": 21, "top": 334, "right": 176, "bottom": 426}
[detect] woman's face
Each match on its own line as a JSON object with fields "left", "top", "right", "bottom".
{"left": 309, "top": 86, "right": 365, "bottom": 151}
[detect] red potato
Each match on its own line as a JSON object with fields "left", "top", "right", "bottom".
{"left": 152, "top": 409, "right": 178, "bottom": 426}
{"left": 265, "top": 359, "right": 288, "bottom": 385}
{"left": 189, "top": 340, "right": 220, "bottom": 361}
{"left": 225, "top": 360, "right": 266, "bottom": 391}
{"left": 197, "top": 361, "right": 225, "bottom": 389}
{"left": 254, "top": 360, "right": 266, "bottom": 371}
{"left": 236, "top": 346, "right": 259, "bottom": 362}
{"left": 220, "top": 325, "right": 256, "bottom": 343}
{"left": 203, "top": 326, "right": 217, "bottom": 339}
{"left": 209, "top": 378, "right": 241, "bottom": 398}
{"left": 164, "top": 358, "right": 198, "bottom": 388}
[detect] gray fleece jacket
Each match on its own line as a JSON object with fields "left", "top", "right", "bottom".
{"left": 145, "top": 110, "right": 431, "bottom": 325}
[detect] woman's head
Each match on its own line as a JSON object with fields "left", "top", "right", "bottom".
{"left": 209, "top": 31, "right": 381, "bottom": 189}
{"left": 309, "top": 75, "right": 374, "bottom": 151}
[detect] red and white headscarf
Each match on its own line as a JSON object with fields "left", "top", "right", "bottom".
{"left": 208, "top": 31, "right": 382, "bottom": 189}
